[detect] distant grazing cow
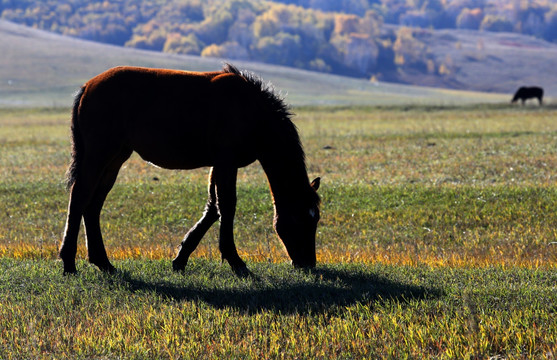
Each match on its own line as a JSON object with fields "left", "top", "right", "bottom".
{"left": 511, "top": 86, "right": 544, "bottom": 105}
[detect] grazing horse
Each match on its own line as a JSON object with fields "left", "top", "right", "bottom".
{"left": 511, "top": 86, "right": 543, "bottom": 105}
{"left": 59, "top": 64, "right": 321, "bottom": 276}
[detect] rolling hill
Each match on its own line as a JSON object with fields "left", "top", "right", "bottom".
{"left": 0, "top": 20, "right": 509, "bottom": 107}
{"left": 386, "top": 25, "right": 557, "bottom": 95}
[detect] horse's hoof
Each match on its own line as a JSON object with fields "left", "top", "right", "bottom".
{"left": 172, "top": 259, "right": 187, "bottom": 272}
{"left": 231, "top": 264, "right": 252, "bottom": 278}
{"left": 63, "top": 269, "right": 77, "bottom": 276}
{"left": 224, "top": 256, "right": 252, "bottom": 278}
{"left": 63, "top": 263, "right": 77, "bottom": 275}
{"left": 103, "top": 265, "right": 117, "bottom": 274}
{"left": 94, "top": 262, "right": 116, "bottom": 274}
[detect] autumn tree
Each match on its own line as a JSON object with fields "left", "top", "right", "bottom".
{"left": 163, "top": 33, "right": 202, "bottom": 54}
{"left": 126, "top": 19, "right": 167, "bottom": 51}
{"left": 544, "top": 7, "right": 557, "bottom": 41}
{"left": 201, "top": 41, "right": 250, "bottom": 59}
{"left": 250, "top": 3, "right": 334, "bottom": 68}
{"left": 393, "top": 27, "right": 429, "bottom": 71}
{"left": 480, "top": 15, "right": 513, "bottom": 32}
{"left": 456, "top": 8, "right": 483, "bottom": 30}
{"left": 512, "top": 0, "right": 548, "bottom": 37}
{"left": 329, "top": 11, "right": 381, "bottom": 75}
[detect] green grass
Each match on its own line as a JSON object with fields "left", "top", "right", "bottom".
{"left": 0, "top": 259, "right": 556, "bottom": 359}
{"left": 1, "top": 105, "right": 557, "bottom": 358}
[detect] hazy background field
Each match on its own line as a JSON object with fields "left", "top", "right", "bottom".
{"left": 0, "top": 19, "right": 516, "bottom": 108}
{"left": 2, "top": 0, "right": 557, "bottom": 96}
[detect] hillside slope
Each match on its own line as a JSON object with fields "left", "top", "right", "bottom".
{"left": 387, "top": 26, "right": 557, "bottom": 95}
{"left": 0, "top": 20, "right": 506, "bottom": 107}
{"left": 3, "top": 0, "right": 557, "bottom": 89}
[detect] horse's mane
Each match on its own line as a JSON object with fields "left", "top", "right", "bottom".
{"left": 223, "top": 64, "right": 320, "bottom": 208}
{"left": 222, "top": 63, "right": 292, "bottom": 121}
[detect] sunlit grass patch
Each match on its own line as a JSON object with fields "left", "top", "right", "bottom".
{"left": 1, "top": 182, "right": 556, "bottom": 269}
{"left": 0, "top": 259, "right": 555, "bottom": 359}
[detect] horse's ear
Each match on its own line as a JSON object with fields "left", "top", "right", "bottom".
{"left": 311, "top": 177, "right": 320, "bottom": 191}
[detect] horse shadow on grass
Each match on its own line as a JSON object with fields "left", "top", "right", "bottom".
{"left": 104, "top": 262, "right": 441, "bottom": 315}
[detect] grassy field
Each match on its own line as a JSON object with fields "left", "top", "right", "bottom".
{"left": 0, "top": 105, "right": 556, "bottom": 358}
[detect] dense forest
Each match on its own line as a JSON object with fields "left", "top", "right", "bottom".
{"left": 1, "top": 0, "right": 556, "bottom": 80}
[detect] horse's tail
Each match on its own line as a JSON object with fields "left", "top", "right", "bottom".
{"left": 65, "top": 86, "right": 85, "bottom": 191}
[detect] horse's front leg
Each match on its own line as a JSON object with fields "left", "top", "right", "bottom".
{"left": 172, "top": 169, "right": 219, "bottom": 271}
{"left": 213, "top": 166, "right": 249, "bottom": 276}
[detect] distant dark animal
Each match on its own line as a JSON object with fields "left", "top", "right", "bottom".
{"left": 59, "top": 64, "right": 321, "bottom": 276}
{"left": 511, "top": 86, "right": 543, "bottom": 105}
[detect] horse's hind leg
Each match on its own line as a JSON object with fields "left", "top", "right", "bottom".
{"left": 172, "top": 168, "right": 219, "bottom": 271}
{"left": 60, "top": 184, "right": 90, "bottom": 274}
{"left": 60, "top": 158, "right": 107, "bottom": 274}
{"left": 83, "top": 150, "right": 131, "bottom": 273}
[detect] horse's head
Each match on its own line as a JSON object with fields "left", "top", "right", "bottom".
{"left": 274, "top": 178, "right": 320, "bottom": 268}
{"left": 511, "top": 87, "right": 525, "bottom": 103}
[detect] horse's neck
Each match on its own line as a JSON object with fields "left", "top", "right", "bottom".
{"left": 257, "top": 115, "right": 311, "bottom": 209}
{"left": 259, "top": 152, "right": 309, "bottom": 209}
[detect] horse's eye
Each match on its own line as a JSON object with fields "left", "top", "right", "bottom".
{"left": 309, "top": 208, "right": 318, "bottom": 220}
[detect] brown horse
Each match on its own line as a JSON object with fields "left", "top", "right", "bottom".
{"left": 59, "top": 64, "right": 320, "bottom": 276}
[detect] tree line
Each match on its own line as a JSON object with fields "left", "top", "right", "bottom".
{"left": 1, "top": 0, "right": 556, "bottom": 80}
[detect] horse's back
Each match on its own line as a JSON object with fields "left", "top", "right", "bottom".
{"left": 76, "top": 66, "right": 261, "bottom": 170}
{"left": 78, "top": 66, "right": 220, "bottom": 137}
{"left": 84, "top": 67, "right": 221, "bottom": 105}
{"left": 533, "top": 86, "right": 544, "bottom": 97}
{"left": 88, "top": 66, "right": 221, "bottom": 83}
{"left": 82, "top": 66, "right": 256, "bottom": 112}
{"left": 517, "top": 86, "right": 543, "bottom": 97}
